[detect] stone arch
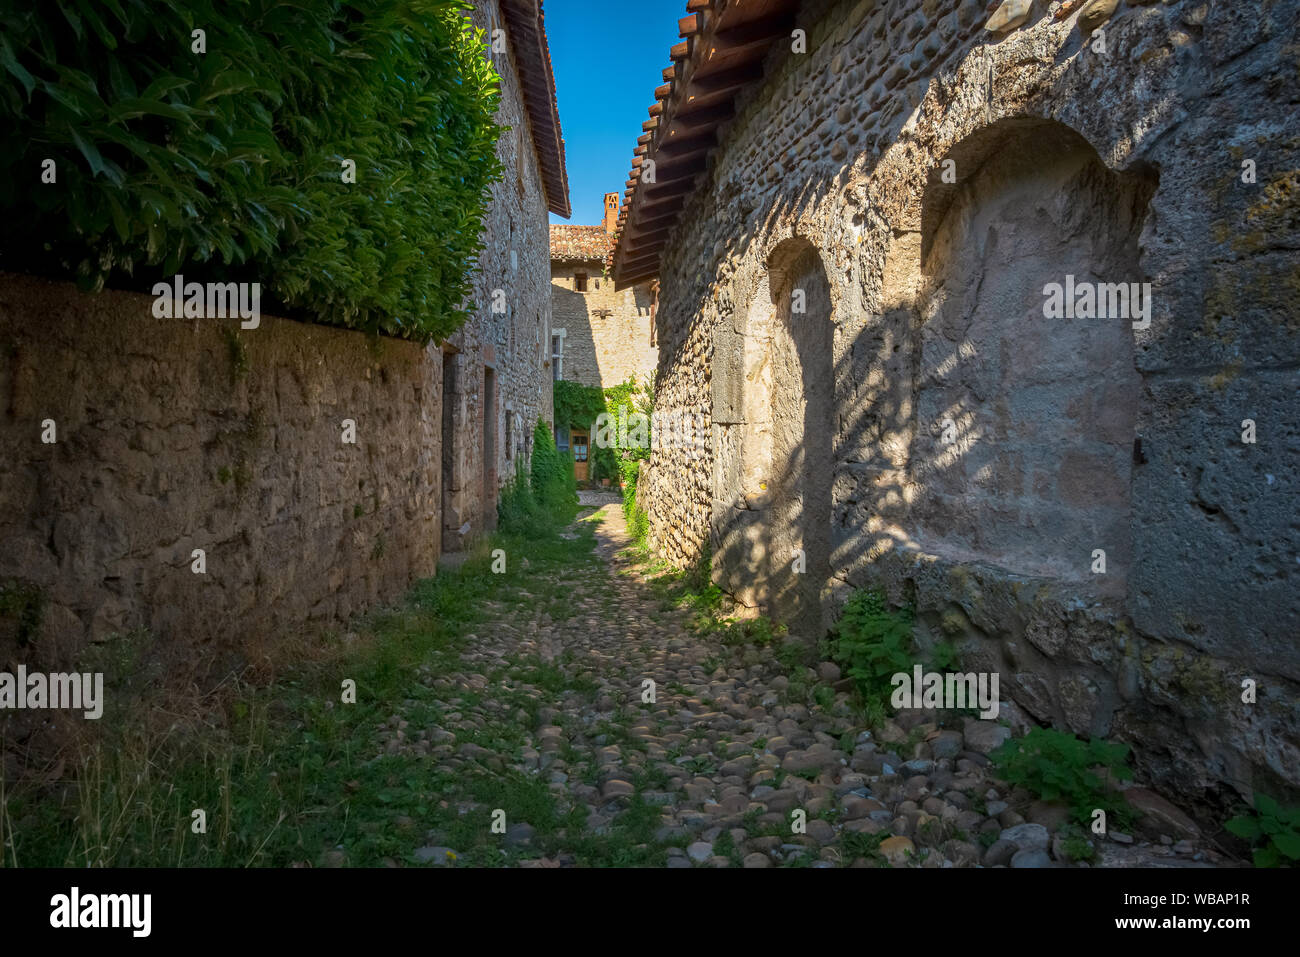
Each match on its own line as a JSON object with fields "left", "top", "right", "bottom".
{"left": 712, "top": 237, "right": 834, "bottom": 635}
{"left": 908, "top": 117, "right": 1158, "bottom": 594}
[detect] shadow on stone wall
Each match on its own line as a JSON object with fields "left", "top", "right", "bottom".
{"left": 654, "top": 101, "right": 1300, "bottom": 809}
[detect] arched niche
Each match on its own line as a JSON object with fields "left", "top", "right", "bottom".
{"left": 910, "top": 117, "right": 1158, "bottom": 594}
{"left": 711, "top": 237, "right": 835, "bottom": 634}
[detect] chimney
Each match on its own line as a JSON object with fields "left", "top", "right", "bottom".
{"left": 603, "top": 192, "right": 620, "bottom": 235}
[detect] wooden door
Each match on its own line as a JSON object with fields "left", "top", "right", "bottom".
{"left": 572, "top": 431, "right": 589, "bottom": 481}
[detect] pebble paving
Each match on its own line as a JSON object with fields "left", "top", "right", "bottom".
{"left": 374, "top": 504, "right": 1217, "bottom": 868}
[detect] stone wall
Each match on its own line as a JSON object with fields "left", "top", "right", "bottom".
{"left": 643, "top": 0, "right": 1300, "bottom": 803}
{"left": 0, "top": 0, "right": 561, "bottom": 677}
{"left": 440, "top": 0, "right": 555, "bottom": 551}
{"left": 551, "top": 260, "right": 658, "bottom": 390}
{"left": 0, "top": 272, "right": 440, "bottom": 672}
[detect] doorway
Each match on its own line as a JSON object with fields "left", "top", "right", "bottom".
{"left": 572, "top": 430, "right": 589, "bottom": 481}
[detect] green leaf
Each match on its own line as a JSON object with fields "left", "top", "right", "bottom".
{"left": 69, "top": 128, "right": 107, "bottom": 178}
{"left": 0, "top": 36, "right": 35, "bottom": 98}
{"left": 1253, "top": 845, "right": 1280, "bottom": 868}
{"left": 108, "top": 97, "right": 195, "bottom": 123}
{"left": 1272, "top": 832, "right": 1300, "bottom": 860}
{"left": 1225, "top": 815, "right": 1261, "bottom": 840}
{"left": 1255, "top": 793, "right": 1280, "bottom": 818}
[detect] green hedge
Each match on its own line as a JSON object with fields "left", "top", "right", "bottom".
{"left": 0, "top": 0, "right": 503, "bottom": 342}
{"left": 499, "top": 421, "right": 577, "bottom": 535}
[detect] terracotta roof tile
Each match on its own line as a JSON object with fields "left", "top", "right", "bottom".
{"left": 550, "top": 225, "right": 614, "bottom": 262}
{"left": 610, "top": 0, "right": 801, "bottom": 287}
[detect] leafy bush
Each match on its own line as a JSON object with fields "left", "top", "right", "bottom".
{"left": 0, "top": 0, "right": 503, "bottom": 341}
{"left": 716, "top": 614, "right": 785, "bottom": 648}
{"left": 1225, "top": 793, "right": 1300, "bottom": 867}
{"left": 826, "top": 589, "right": 915, "bottom": 704}
{"left": 989, "top": 728, "right": 1134, "bottom": 825}
{"left": 496, "top": 460, "right": 537, "bottom": 535}
{"left": 497, "top": 423, "right": 577, "bottom": 537}
{"left": 528, "top": 420, "right": 577, "bottom": 514}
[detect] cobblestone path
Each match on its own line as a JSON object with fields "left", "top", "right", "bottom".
{"left": 372, "top": 505, "right": 1217, "bottom": 869}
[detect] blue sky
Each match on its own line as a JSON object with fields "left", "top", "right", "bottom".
{"left": 544, "top": 0, "right": 688, "bottom": 226}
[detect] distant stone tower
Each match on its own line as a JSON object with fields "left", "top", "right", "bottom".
{"left": 602, "top": 192, "right": 620, "bottom": 235}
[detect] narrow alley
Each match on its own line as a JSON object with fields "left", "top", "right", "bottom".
{"left": 341, "top": 503, "right": 1216, "bottom": 869}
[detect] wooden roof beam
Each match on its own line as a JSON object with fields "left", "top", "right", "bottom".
{"left": 624, "top": 211, "right": 684, "bottom": 240}
{"left": 656, "top": 129, "right": 715, "bottom": 158}
{"left": 624, "top": 225, "right": 675, "bottom": 247}
{"left": 665, "top": 102, "right": 733, "bottom": 134}
{"left": 618, "top": 253, "right": 666, "bottom": 276}
{"left": 684, "top": 60, "right": 765, "bottom": 97}
{"left": 708, "top": 13, "right": 796, "bottom": 56}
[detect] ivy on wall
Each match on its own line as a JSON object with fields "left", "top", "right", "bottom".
{"left": 552, "top": 380, "right": 606, "bottom": 435}
{"left": 0, "top": 0, "right": 503, "bottom": 342}
{"left": 552, "top": 375, "right": 655, "bottom": 483}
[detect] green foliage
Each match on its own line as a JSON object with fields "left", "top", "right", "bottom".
{"left": 930, "top": 640, "right": 961, "bottom": 671}
{"left": 496, "top": 460, "right": 537, "bottom": 534}
{"left": 621, "top": 460, "right": 648, "bottom": 550}
{"left": 714, "top": 614, "right": 785, "bottom": 648}
{"left": 552, "top": 380, "right": 606, "bottom": 433}
{"left": 989, "top": 728, "right": 1134, "bottom": 825}
{"left": 0, "top": 579, "right": 44, "bottom": 646}
{"left": 1225, "top": 793, "right": 1300, "bottom": 868}
{"left": 553, "top": 376, "right": 656, "bottom": 483}
{"left": 530, "top": 421, "right": 577, "bottom": 514}
{"left": 826, "top": 589, "right": 915, "bottom": 706}
{"left": 1059, "top": 825, "right": 1097, "bottom": 863}
{"left": 0, "top": 0, "right": 503, "bottom": 341}
{"left": 498, "top": 422, "right": 577, "bottom": 536}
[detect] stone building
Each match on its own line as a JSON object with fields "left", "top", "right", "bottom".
{"left": 443, "top": 0, "right": 571, "bottom": 548}
{"left": 0, "top": 0, "right": 568, "bottom": 676}
{"left": 549, "top": 193, "right": 658, "bottom": 479}
{"left": 611, "top": 0, "right": 1300, "bottom": 804}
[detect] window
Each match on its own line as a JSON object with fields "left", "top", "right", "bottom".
{"left": 555, "top": 424, "right": 570, "bottom": 452}
{"left": 551, "top": 332, "right": 563, "bottom": 381}
{"left": 574, "top": 272, "right": 588, "bottom": 292}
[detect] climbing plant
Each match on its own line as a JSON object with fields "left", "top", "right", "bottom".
{"left": 0, "top": 0, "right": 503, "bottom": 342}
{"left": 552, "top": 380, "right": 606, "bottom": 435}
{"left": 552, "top": 376, "right": 655, "bottom": 484}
